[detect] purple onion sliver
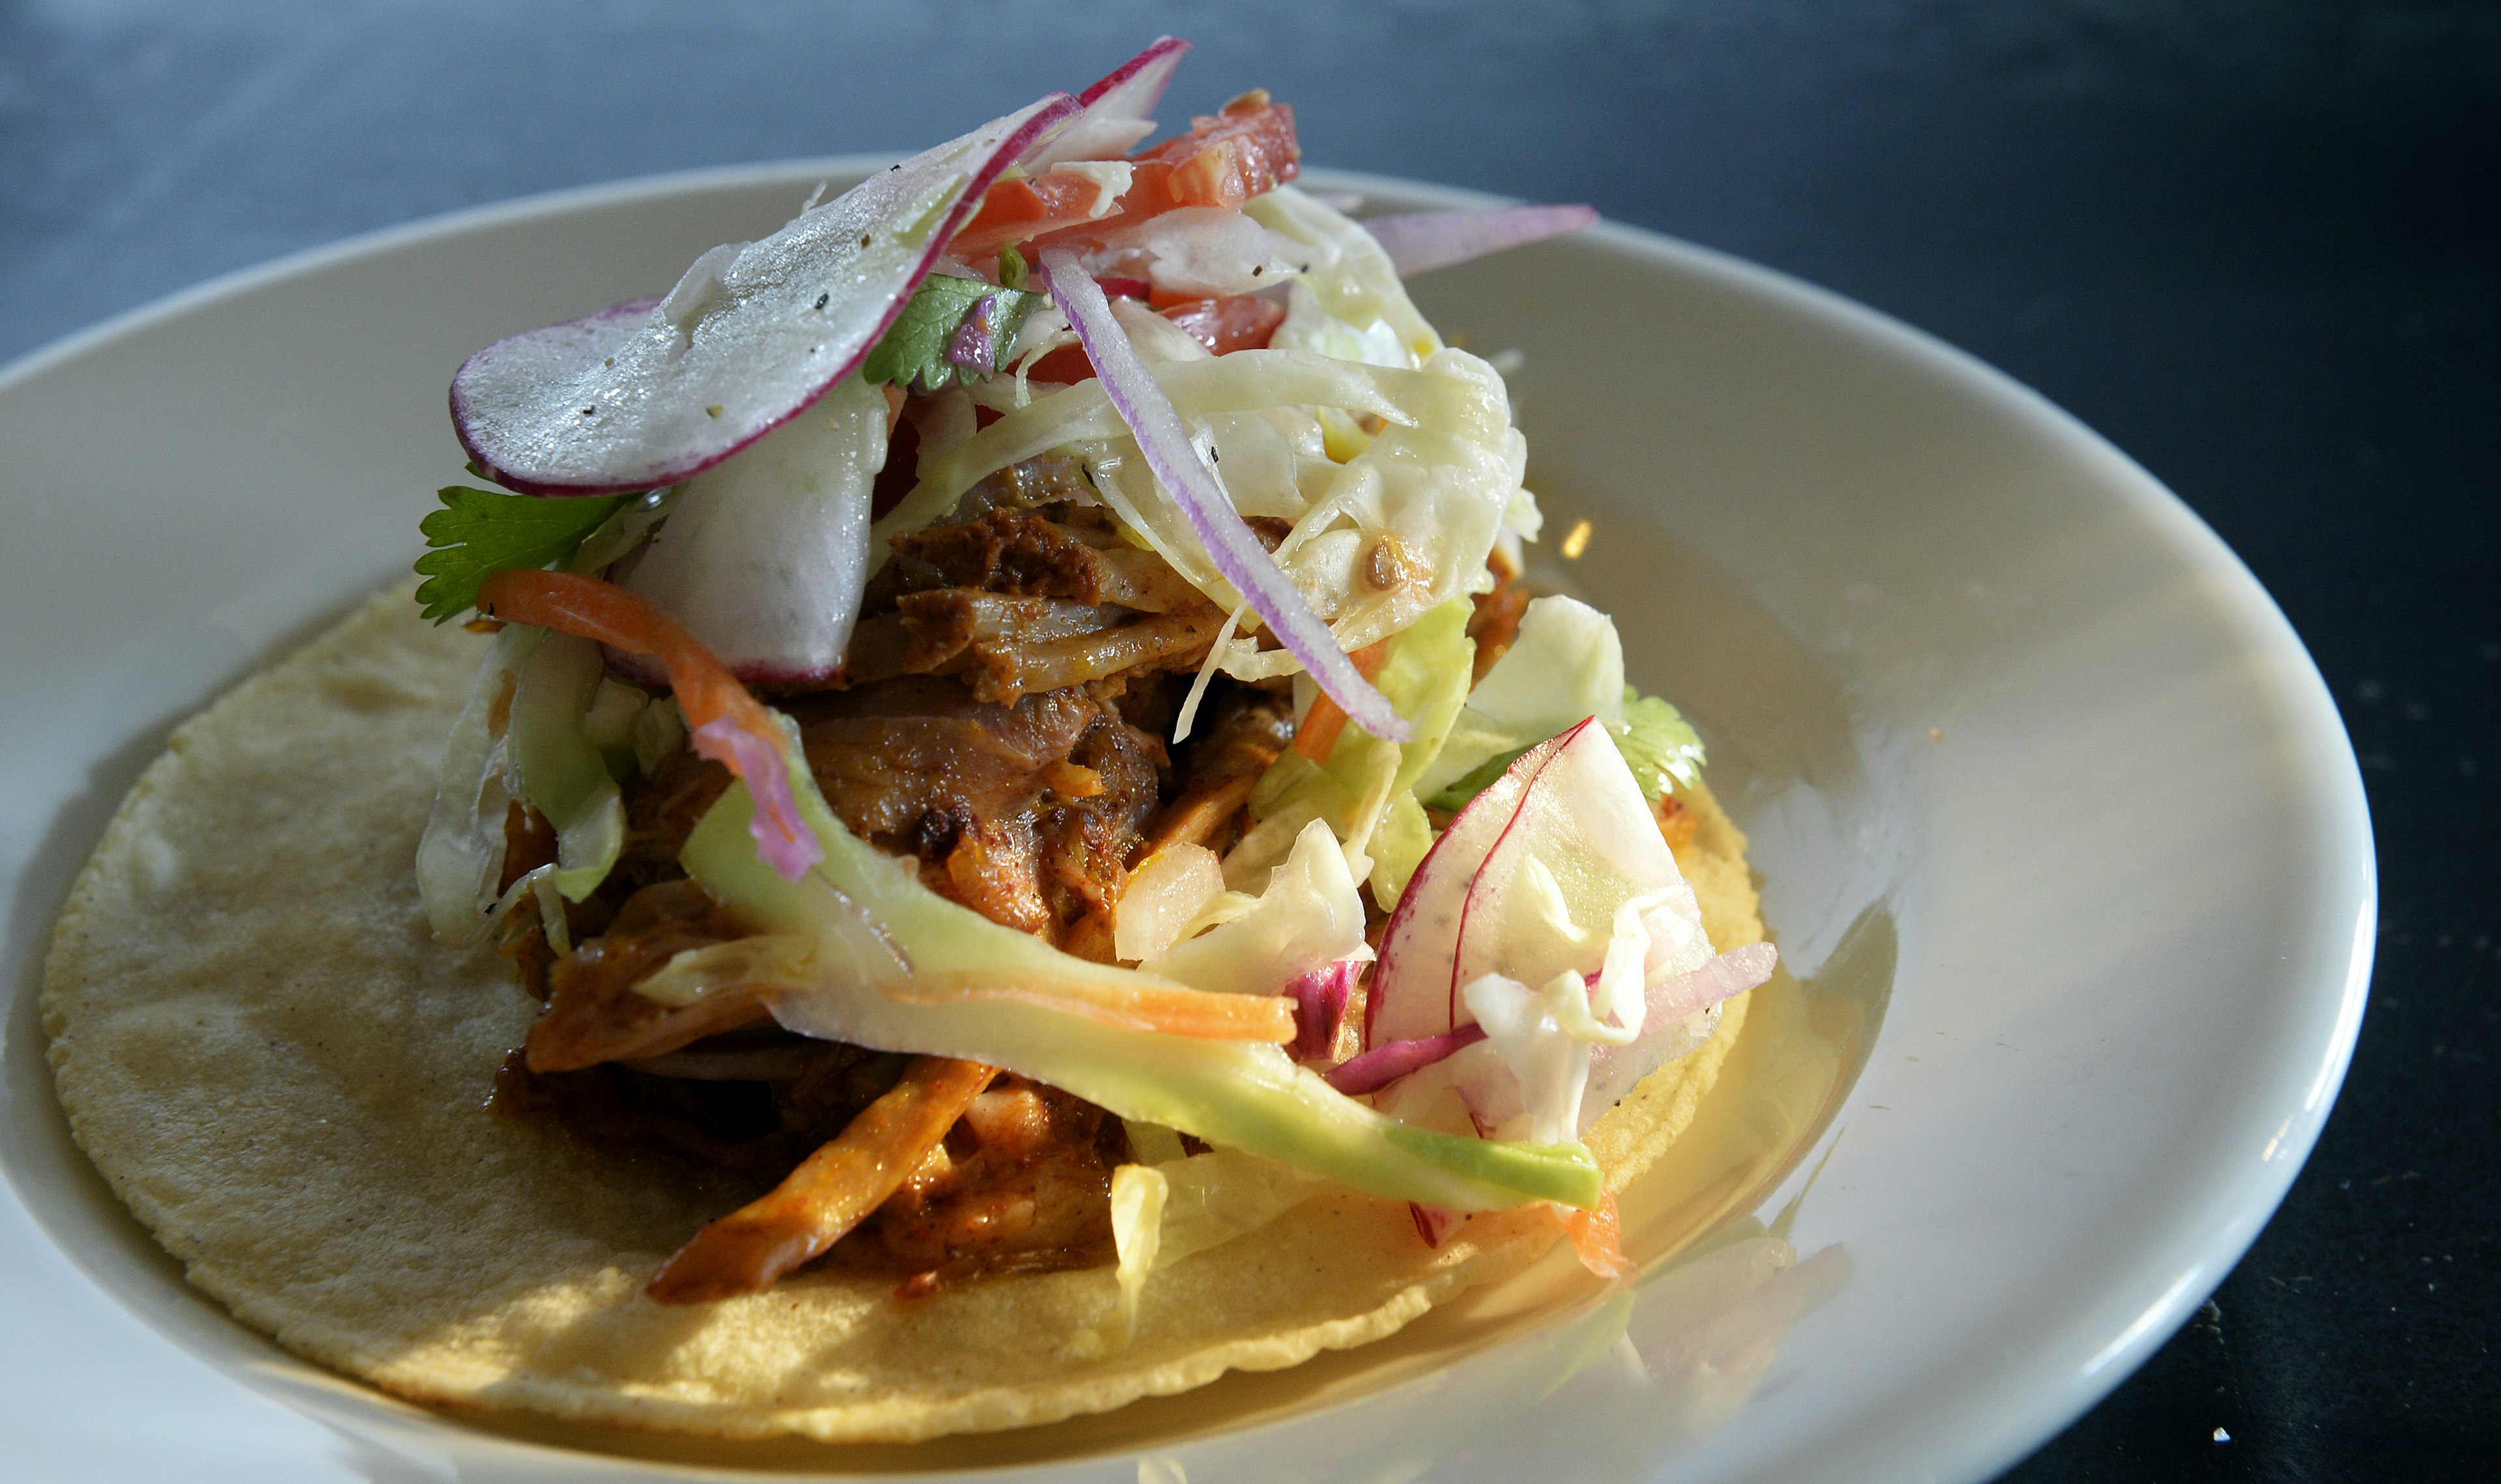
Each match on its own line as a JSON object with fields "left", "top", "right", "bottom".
{"left": 1650, "top": 941, "right": 1777, "bottom": 1025}
{"left": 1323, "top": 1024, "right": 1488, "bottom": 1095}
{"left": 945, "top": 292, "right": 1002, "bottom": 379}
{"left": 1409, "top": 1201, "right": 1465, "bottom": 1248}
{"left": 1361, "top": 204, "right": 1600, "bottom": 279}
{"left": 691, "top": 717, "right": 824, "bottom": 882}
{"left": 1288, "top": 957, "right": 1361, "bottom": 1061}
{"left": 1038, "top": 249, "right": 1414, "bottom": 744}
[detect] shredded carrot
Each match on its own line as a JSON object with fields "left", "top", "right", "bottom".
{"left": 1559, "top": 1193, "right": 1633, "bottom": 1280}
{"left": 1292, "top": 639, "right": 1393, "bottom": 762}
{"left": 477, "top": 568, "right": 780, "bottom": 770}
{"left": 646, "top": 1056, "right": 996, "bottom": 1303}
{"left": 884, "top": 972, "right": 1298, "bottom": 1043}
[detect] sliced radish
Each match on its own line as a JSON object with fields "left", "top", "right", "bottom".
{"left": 1372, "top": 718, "right": 1711, "bottom": 1047}
{"left": 1023, "top": 36, "right": 1189, "bottom": 170}
{"left": 1360, "top": 204, "right": 1600, "bottom": 278}
{"left": 1450, "top": 717, "right": 1691, "bottom": 1008}
{"left": 451, "top": 92, "right": 1076, "bottom": 496}
{"left": 1368, "top": 728, "right": 1572, "bottom": 1044}
{"left": 615, "top": 372, "right": 888, "bottom": 683}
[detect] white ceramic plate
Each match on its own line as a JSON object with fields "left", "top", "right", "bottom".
{"left": 0, "top": 163, "right": 2372, "bottom": 1484}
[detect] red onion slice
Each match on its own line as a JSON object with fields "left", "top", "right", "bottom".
{"left": 1039, "top": 247, "right": 1413, "bottom": 742}
{"left": 1409, "top": 1202, "right": 1465, "bottom": 1248}
{"left": 451, "top": 92, "right": 1076, "bottom": 495}
{"left": 1024, "top": 36, "right": 1189, "bottom": 169}
{"left": 1360, "top": 204, "right": 1599, "bottom": 278}
{"left": 1323, "top": 1024, "right": 1487, "bottom": 1095}
{"left": 1579, "top": 942, "right": 1777, "bottom": 1128}
{"left": 1370, "top": 728, "right": 1574, "bottom": 1044}
{"left": 1286, "top": 955, "right": 1364, "bottom": 1061}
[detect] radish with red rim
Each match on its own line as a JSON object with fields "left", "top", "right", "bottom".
{"left": 449, "top": 92, "right": 1077, "bottom": 496}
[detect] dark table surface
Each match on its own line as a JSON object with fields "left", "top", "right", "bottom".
{"left": 3, "top": 3, "right": 2492, "bottom": 1479}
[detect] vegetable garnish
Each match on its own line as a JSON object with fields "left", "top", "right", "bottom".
{"left": 645, "top": 1056, "right": 997, "bottom": 1304}
{"left": 474, "top": 568, "right": 821, "bottom": 880}
{"left": 1040, "top": 247, "right": 1415, "bottom": 742}
{"left": 881, "top": 973, "right": 1299, "bottom": 1043}
{"left": 1292, "top": 639, "right": 1393, "bottom": 761}
{"left": 1022, "top": 34, "right": 1188, "bottom": 173}
{"left": 860, "top": 275, "right": 1049, "bottom": 391}
{"left": 1358, "top": 203, "right": 1600, "bottom": 278}
{"left": 412, "top": 484, "right": 626, "bottom": 624}
{"left": 449, "top": 92, "right": 1077, "bottom": 494}
{"left": 1324, "top": 1025, "right": 1488, "bottom": 1095}
{"left": 1558, "top": 1192, "right": 1634, "bottom": 1281}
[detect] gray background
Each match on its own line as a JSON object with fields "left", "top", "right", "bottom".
{"left": 4, "top": 2, "right": 2493, "bottom": 1478}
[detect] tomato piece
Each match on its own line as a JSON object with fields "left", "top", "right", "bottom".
{"left": 1134, "top": 92, "right": 1301, "bottom": 210}
{"left": 1030, "top": 94, "right": 1302, "bottom": 252}
{"left": 1024, "top": 344, "right": 1095, "bottom": 385}
{"left": 948, "top": 169, "right": 1124, "bottom": 260}
{"left": 1162, "top": 294, "right": 1286, "bottom": 356}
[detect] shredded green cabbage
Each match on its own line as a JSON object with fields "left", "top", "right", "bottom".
{"left": 505, "top": 634, "right": 627, "bottom": 901}
{"left": 1228, "top": 598, "right": 1474, "bottom": 899}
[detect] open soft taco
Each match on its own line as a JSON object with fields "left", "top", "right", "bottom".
{"left": 44, "top": 38, "right": 1773, "bottom": 1442}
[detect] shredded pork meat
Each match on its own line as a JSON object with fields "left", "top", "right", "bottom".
{"left": 495, "top": 460, "right": 1288, "bottom": 1298}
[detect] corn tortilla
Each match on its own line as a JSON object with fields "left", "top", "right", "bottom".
{"left": 42, "top": 586, "right": 1762, "bottom": 1442}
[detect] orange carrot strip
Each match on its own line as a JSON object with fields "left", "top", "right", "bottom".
{"left": 1292, "top": 639, "right": 1392, "bottom": 761}
{"left": 477, "top": 568, "right": 821, "bottom": 877}
{"left": 645, "top": 1056, "right": 996, "bottom": 1303}
{"left": 478, "top": 568, "right": 771, "bottom": 742}
{"left": 884, "top": 973, "right": 1298, "bottom": 1043}
{"left": 1559, "top": 1193, "right": 1633, "bottom": 1280}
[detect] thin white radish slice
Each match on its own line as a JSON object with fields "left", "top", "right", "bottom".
{"left": 1024, "top": 35, "right": 1189, "bottom": 170}
{"left": 1361, "top": 204, "right": 1600, "bottom": 277}
{"left": 616, "top": 372, "right": 888, "bottom": 683}
{"left": 1450, "top": 717, "right": 1696, "bottom": 1009}
{"left": 451, "top": 92, "right": 1076, "bottom": 495}
{"left": 1041, "top": 247, "right": 1413, "bottom": 742}
{"left": 1368, "top": 728, "right": 1572, "bottom": 1045}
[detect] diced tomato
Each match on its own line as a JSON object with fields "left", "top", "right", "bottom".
{"left": 1024, "top": 344, "right": 1094, "bottom": 385}
{"left": 1028, "top": 94, "right": 1301, "bottom": 253}
{"left": 1021, "top": 277, "right": 1154, "bottom": 385}
{"left": 948, "top": 169, "right": 1123, "bottom": 260}
{"left": 1163, "top": 294, "right": 1286, "bottom": 356}
{"left": 1132, "top": 92, "right": 1300, "bottom": 211}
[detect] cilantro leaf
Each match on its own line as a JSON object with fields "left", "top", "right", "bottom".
{"left": 412, "top": 486, "right": 626, "bottom": 623}
{"left": 861, "top": 275, "right": 1047, "bottom": 392}
{"left": 1609, "top": 686, "right": 1705, "bottom": 800}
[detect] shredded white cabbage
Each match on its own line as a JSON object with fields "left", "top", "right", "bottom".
{"left": 1415, "top": 595, "right": 1628, "bottom": 800}
{"left": 871, "top": 341, "right": 1522, "bottom": 679}
{"left": 1144, "top": 818, "right": 1367, "bottom": 997}
{"left": 1071, "top": 1162, "right": 1168, "bottom": 1359}
{"left": 416, "top": 624, "right": 544, "bottom": 945}
{"left": 1113, "top": 843, "right": 1225, "bottom": 962}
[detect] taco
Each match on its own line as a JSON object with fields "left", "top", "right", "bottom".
{"left": 43, "top": 39, "right": 1775, "bottom": 1442}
